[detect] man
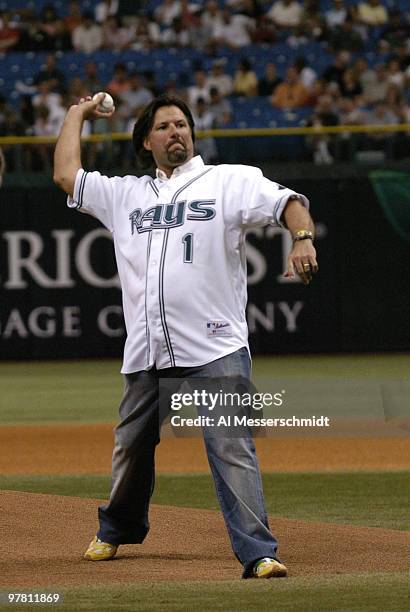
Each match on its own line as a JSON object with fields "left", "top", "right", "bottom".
{"left": 271, "top": 66, "right": 309, "bottom": 110}
{"left": 54, "top": 94, "right": 317, "bottom": 579}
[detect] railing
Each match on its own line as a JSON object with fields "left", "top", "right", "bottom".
{"left": 1, "top": 124, "right": 409, "bottom": 172}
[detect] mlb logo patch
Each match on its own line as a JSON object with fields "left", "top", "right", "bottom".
{"left": 207, "top": 320, "right": 232, "bottom": 337}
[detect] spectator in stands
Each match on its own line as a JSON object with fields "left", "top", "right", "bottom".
{"left": 14, "top": 16, "right": 45, "bottom": 52}
{"left": 213, "top": 8, "right": 254, "bottom": 48}
{"left": 378, "top": 10, "right": 410, "bottom": 52}
{"left": 271, "top": 66, "right": 309, "bottom": 109}
{"left": 39, "top": 5, "right": 72, "bottom": 51}
{"left": 106, "top": 63, "right": 131, "bottom": 97}
{"left": 201, "top": 0, "right": 224, "bottom": 35}
{"left": 186, "top": 9, "right": 214, "bottom": 49}
{"left": 386, "top": 57, "right": 405, "bottom": 90}
{"left": 338, "top": 96, "right": 365, "bottom": 125}
{"left": 67, "top": 77, "right": 90, "bottom": 104}
{"left": 132, "top": 14, "right": 161, "bottom": 50}
{"left": 357, "top": 0, "right": 388, "bottom": 27}
{"left": 324, "top": 0, "right": 348, "bottom": 29}
{"left": 95, "top": 0, "right": 119, "bottom": 24}
{"left": 251, "top": 13, "right": 276, "bottom": 44}
{"left": 192, "top": 97, "right": 218, "bottom": 163}
{"left": 102, "top": 15, "right": 134, "bottom": 50}
{"left": 233, "top": 58, "right": 258, "bottom": 97}
{"left": 307, "top": 77, "right": 326, "bottom": 107}
{"left": 339, "top": 67, "right": 363, "bottom": 100}
{"left": 82, "top": 61, "right": 104, "bottom": 96}
{"left": 187, "top": 69, "right": 210, "bottom": 106}
{"left": 306, "top": 94, "right": 339, "bottom": 164}
{"left": 155, "top": 0, "right": 182, "bottom": 28}
{"left": 33, "top": 54, "right": 66, "bottom": 95}
{"left": 328, "top": 17, "right": 364, "bottom": 53}
{"left": 361, "top": 100, "right": 398, "bottom": 159}
{"left": 386, "top": 83, "right": 405, "bottom": 116}
{"left": 32, "top": 81, "right": 63, "bottom": 118}
{"left": 352, "top": 57, "right": 375, "bottom": 94}
{"left": 72, "top": 11, "right": 103, "bottom": 54}
{"left": 162, "top": 16, "right": 191, "bottom": 47}
{"left": 0, "top": 11, "right": 20, "bottom": 51}
{"left": 258, "top": 63, "right": 282, "bottom": 96}
{"left": 293, "top": 57, "right": 317, "bottom": 90}
{"left": 363, "top": 63, "right": 390, "bottom": 104}
{"left": 206, "top": 60, "right": 233, "bottom": 98}
{"left": 209, "top": 86, "right": 233, "bottom": 125}
{"left": 393, "top": 42, "right": 410, "bottom": 72}
{"left": 322, "top": 50, "right": 351, "bottom": 90}
{"left": 300, "top": 0, "right": 326, "bottom": 42}
{"left": 143, "top": 70, "right": 161, "bottom": 97}
{"left": 63, "top": 1, "right": 83, "bottom": 34}
{"left": 266, "top": 0, "right": 303, "bottom": 29}
{"left": 180, "top": 0, "right": 201, "bottom": 28}
{"left": 336, "top": 96, "right": 365, "bottom": 160}
{"left": 32, "top": 104, "right": 54, "bottom": 137}
{"left": 31, "top": 103, "right": 63, "bottom": 170}
{"left": 118, "top": 73, "right": 153, "bottom": 124}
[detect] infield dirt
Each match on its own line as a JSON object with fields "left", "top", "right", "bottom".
{"left": 2, "top": 491, "right": 410, "bottom": 588}
{"left": 1, "top": 424, "right": 410, "bottom": 474}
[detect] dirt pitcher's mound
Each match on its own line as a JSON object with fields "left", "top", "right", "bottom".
{"left": 1, "top": 491, "right": 409, "bottom": 588}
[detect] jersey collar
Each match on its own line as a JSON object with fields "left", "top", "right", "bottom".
{"left": 155, "top": 155, "right": 205, "bottom": 181}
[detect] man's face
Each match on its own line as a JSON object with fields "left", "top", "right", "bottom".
{"left": 143, "top": 105, "right": 194, "bottom": 174}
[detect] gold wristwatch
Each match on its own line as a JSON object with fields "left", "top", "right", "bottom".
{"left": 293, "top": 230, "right": 314, "bottom": 242}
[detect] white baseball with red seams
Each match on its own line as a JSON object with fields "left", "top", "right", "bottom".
{"left": 92, "top": 92, "right": 114, "bottom": 112}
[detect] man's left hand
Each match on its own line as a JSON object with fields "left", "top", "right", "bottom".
{"left": 284, "top": 240, "right": 318, "bottom": 285}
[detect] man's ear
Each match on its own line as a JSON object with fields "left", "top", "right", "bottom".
{"left": 143, "top": 137, "right": 151, "bottom": 151}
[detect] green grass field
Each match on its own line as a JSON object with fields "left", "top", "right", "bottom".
{"left": 1, "top": 356, "right": 409, "bottom": 611}
{"left": 0, "top": 354, "right": 409, "bottom": 424}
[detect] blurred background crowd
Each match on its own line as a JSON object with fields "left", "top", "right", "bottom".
{"left": 0, "top": 0, "right": 409, "bottom": 170}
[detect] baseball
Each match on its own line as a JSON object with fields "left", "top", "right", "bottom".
{"left": 92, "top": 92, "right": 114, "bottom": 112}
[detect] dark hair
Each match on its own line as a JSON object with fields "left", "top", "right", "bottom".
{"left": 132, "top": 95, "right": 195, "bottom": 169}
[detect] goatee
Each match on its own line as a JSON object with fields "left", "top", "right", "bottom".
{"left": 167, "top": 148, "right": 188, "bottom": 164}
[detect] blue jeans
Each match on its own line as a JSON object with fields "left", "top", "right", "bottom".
{"left": 98, "top": 347, "right": 279, "bottom": 576}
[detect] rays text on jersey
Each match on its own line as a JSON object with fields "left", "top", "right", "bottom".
{"left": 129, "top": 199, "right": 216, "bottom": 234}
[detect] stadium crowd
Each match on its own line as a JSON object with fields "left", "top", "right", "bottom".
{"left": 0, "top": 0, "right": 409, "bottom": 169}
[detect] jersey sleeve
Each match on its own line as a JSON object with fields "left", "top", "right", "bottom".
{"left": 238, "top": 167, "right": 309, "bottom": 229}
{"left": 67, "top": 168, "right": 116, "bottom": 232}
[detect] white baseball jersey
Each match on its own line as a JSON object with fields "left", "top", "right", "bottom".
{"left": 68, "top": 155, "right": 309, "bottom": 373}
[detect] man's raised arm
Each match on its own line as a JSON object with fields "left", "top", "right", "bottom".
{"left": 53, "top": 94, "right": 115, "bottom": 196}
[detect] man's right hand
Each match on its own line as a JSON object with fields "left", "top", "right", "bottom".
{"left": 72, "top": 94, "right": 116, "bottom": 120}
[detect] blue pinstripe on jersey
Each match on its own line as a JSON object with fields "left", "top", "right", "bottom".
{"left": 157, "top": 168, "right": 214, "bottom": 367}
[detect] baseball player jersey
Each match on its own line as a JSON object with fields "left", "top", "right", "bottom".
{"left": 68, "top": 155, "right": 309, "bottom": 373}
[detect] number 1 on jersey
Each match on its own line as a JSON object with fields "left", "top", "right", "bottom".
{"left": 182, "top": 233, "right": 193, "bottom": 263}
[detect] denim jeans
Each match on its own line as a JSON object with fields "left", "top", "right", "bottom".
{"left": 98, "top": 347, "right": 279, "bottom": 576}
